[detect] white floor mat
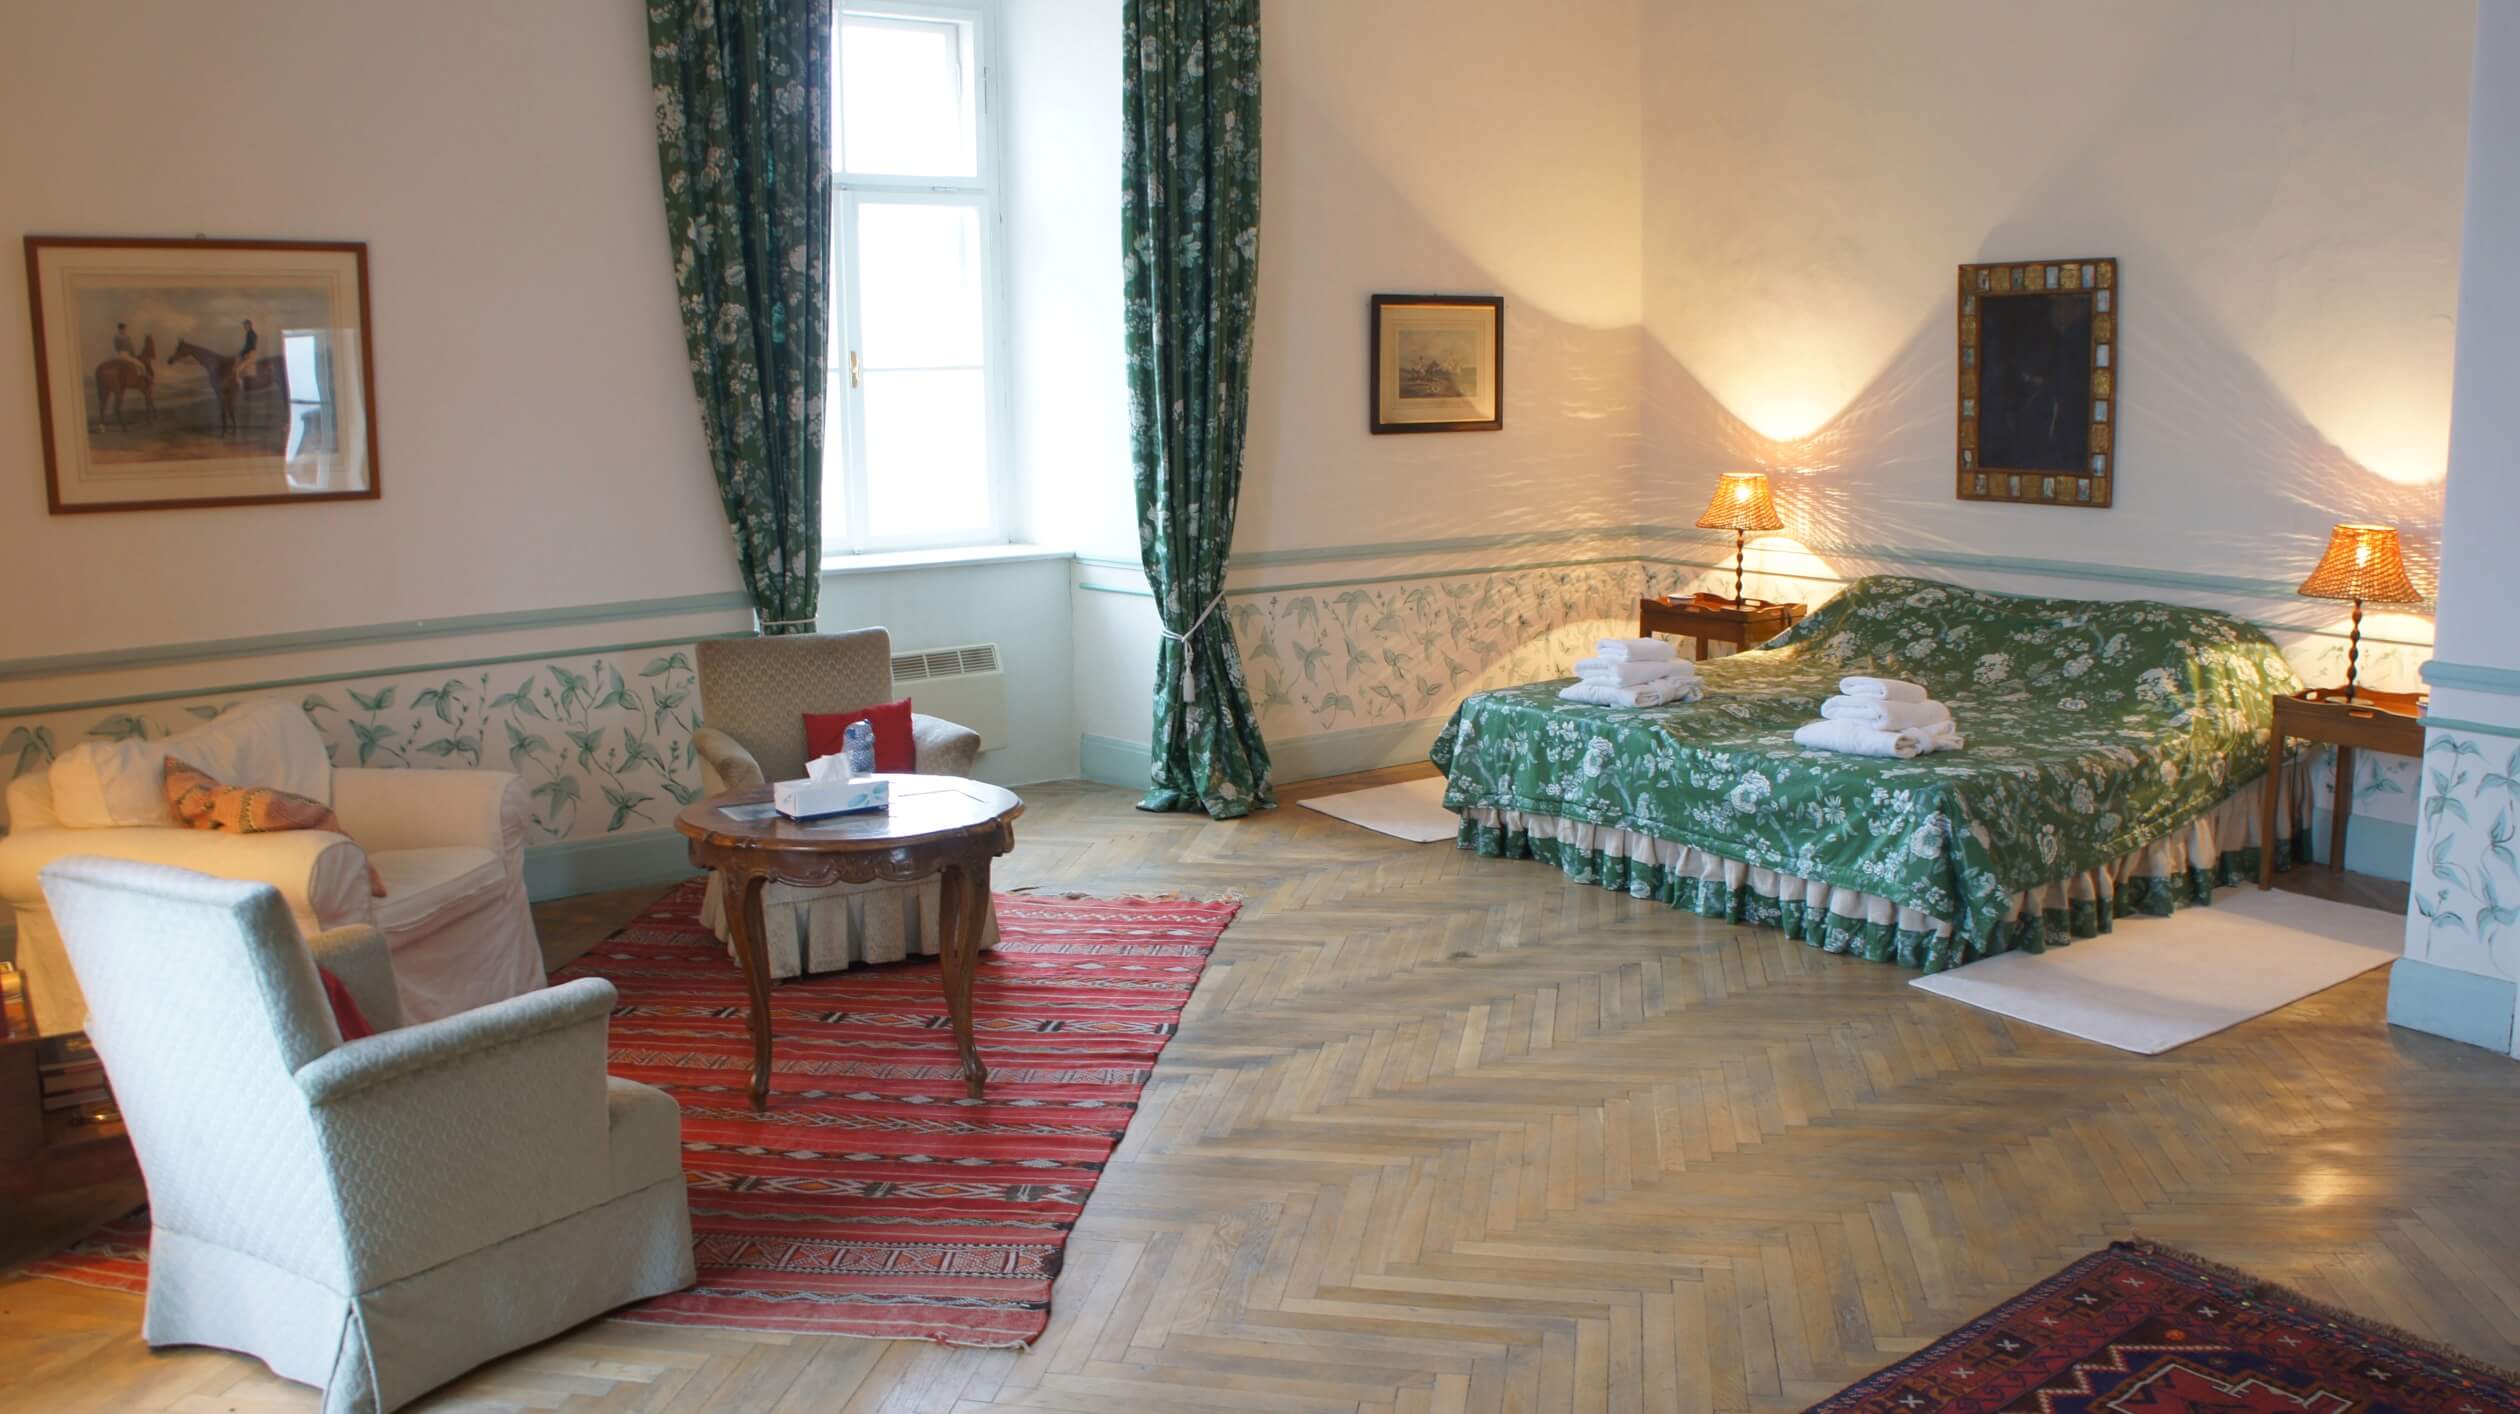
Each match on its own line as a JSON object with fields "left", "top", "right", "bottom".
{"left": 1297, "top": 776, "right": 1460, "bottom": 842}
{"left": 1908, "top": 888, "right": 2401, "bottom": 1054}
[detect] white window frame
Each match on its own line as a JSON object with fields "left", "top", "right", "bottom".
{"left": 825, "top": 0, "right": 1011, "bottom": 559}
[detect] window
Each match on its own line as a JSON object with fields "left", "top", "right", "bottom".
{"left": 826, "top": 2, "right": 1003, "bottom": 556}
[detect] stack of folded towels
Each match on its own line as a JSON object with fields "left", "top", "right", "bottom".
{"left": 1558, "top": 637, "right": 1702, "bottom": 708}
{"left": 1792, "top": 675, "right": 1964, "bottom": 758}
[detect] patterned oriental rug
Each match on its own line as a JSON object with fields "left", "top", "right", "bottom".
{"left": 1813, "top": 1241, "right": 2520, "bottom": 1412}
{"left": 28, "top": 879, "right": 1237, "bottom": 1350}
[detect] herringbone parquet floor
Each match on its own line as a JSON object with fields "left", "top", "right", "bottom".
{"left": 7, "top": 775, "right": 2518, "bottom": 1413}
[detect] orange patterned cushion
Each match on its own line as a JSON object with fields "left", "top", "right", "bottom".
{"left": 163, "top": 757, "right": 387, "bottom": 897}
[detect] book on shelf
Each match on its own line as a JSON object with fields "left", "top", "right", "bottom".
{"left": 41, "top": 1063, "right": 108, "bottom": 1096}
{"left": 0, "top": 963, "right": 28, "bottom": 1039}
{"left": 42, "top": 1088, "right": 113, "bottom": 1113}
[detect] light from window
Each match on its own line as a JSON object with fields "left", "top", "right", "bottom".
{"left": 825, "top": 3, "right": 999, "bottom": 556}
{"left": 839, "top": 15, "right": 977, "bottom": 178}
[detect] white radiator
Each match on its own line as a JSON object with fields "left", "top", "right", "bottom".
{"left": 890, "top": 642, "right": 1007, "bottom": 751}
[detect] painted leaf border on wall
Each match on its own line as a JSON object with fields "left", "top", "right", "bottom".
{"left": 0, "top": 648, "right": 704, "bottom": 842}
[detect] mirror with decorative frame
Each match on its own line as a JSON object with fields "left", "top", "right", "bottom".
{"left": 1956, "top": 258, "right": 2117, "bottom": 508}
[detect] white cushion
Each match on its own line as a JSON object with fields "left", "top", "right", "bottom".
{"left": 369, "top": 847, "right": 504, "bottom": 938}
{"left": 48, "top": 700, "right": 331, "bottom": 830}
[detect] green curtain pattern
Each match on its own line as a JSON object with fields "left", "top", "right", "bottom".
{"left": 649, "top": 0, "right": 832, "bottom": 636}
{"left": 1122, "top": 0, "right": 1271, "bottom": 817}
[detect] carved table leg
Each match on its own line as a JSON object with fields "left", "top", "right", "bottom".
{"left": 936, "top": 857, "right": 990, "bottom": 1099}
{"left": 723, "top": 869, "right": 775, "bottom": 1112}
{"left": 2330, "top": 744, "right": 2356, "bottom": 876}
{"left": 2259, "top": 728, "right": 2285, "bottom": 889}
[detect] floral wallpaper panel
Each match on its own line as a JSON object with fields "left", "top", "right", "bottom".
{"left": 2405, "top": 725, "right": 2520, "bottom": 986}
{"left": 0, "top": 646, "right": 705, "bottom": 842}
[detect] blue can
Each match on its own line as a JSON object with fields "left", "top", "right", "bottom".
{"left": 843, "top": 719, "right": 877, "bottom": 777}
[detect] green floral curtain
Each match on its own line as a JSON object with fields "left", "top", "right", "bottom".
{"left": 1123, "top": 0, "right": 1270, "bottom": 818}
{"left": 649, "top": 0, "right": 832, "bottom": 636}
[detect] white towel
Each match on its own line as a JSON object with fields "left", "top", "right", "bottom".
{"left": 1559, "top": 676, "right": 1704, "bottom": 709}
{"left": 1792, "top": 717, "right": 1963, "bottom": 759}
{"left": 1592, "top": 637, "right": 1679, "bottom": 663}
{"left": 1819, "top": 695, "right": 1952, "bottom": 730}
{"left": 1838, "top": 675, "right": 1929, "bottom": 702}
{"left": 1573, "top": 657, "right": 1699, "bottom": 686}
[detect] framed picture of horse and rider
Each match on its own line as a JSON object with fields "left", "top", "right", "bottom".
{"left": 23, "top": 236, "right": 380, "bottom": 513}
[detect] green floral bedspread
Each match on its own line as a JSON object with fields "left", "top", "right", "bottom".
{"left": 1430, "top": 575, "right": 2304, "bottom": 955}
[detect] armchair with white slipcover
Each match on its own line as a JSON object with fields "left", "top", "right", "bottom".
{"left": 39, "top": 856, "right": 694, "bottom": 1414}
{"left": 0, "top": 700, "right": 543, "bottom": 1033}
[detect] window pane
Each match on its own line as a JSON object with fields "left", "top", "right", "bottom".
{"left": 862, "top": 368, "right": 988, "bottom": 539}
{"left": 856, "top": 202, "right": 984, "bottom": 370}
{"left": 839, "top": 13, "right": 976, "bottom": 178}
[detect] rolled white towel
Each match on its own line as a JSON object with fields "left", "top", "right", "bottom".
{"left": 1819, "top": 695, "right": 1952, "bottom": 731}
{"left": 1593, "top": 637, "right": 1678, "bottom": 663}
{"left": 1559, "top": 676, "right": 1704, "bottom": 709}
{"left": 1792, "top": 717, "right": 1964, "bottom": 759}
{"left": 1573, "top": 656, "right": 1699, "bottom": 686}
{"left": 1838, "top": 675, "right": 1929, "bottom": 702}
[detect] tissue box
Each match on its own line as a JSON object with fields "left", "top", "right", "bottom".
{"left": 773, "top": 775, "right": 890, "bottom": 821}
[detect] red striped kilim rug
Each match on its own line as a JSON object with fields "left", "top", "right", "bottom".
{"left": 26, "top": 878, "right": 1236, "bottom": 1349}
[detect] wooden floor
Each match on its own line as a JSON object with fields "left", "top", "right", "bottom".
{"left": 5, "top": 774, "right": 2515, "bottom": 1413}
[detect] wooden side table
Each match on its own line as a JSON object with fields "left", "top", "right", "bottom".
{"left": 2258, "top": 687, "right": 2426, "bottom": 889}
{"left": 676, "top": 775, "right": 1023, "bottom": 1110}
{"left": 1639, "top": 595, "right": 1807, "bottom": 660}
{"left": 0, "top": 1032, "right": 137, "bottom": 1201}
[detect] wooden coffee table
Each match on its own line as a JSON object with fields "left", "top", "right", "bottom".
{"left": 675, "top": 776, "right": 1023, "bottom": 1111}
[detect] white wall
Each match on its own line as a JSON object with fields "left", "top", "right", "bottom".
{"left": 2392, "top": 0, "right": 2520, "bottom": 1056}
{"left": 1637, "top": 1, "right": 2467, "bottom": 611}
{"left": 0, "top": 0, "right": 1081, "bottom": 800}
{"left": 0, "top": 1, "right": 735, "bottom": 658}
{"left": 2432, "top": 4, "right": 2520, "bottom": 700}
{"left": 1238, "top": 0, "right": 1645, "bottom": 553}
{"left": 1001, "top": 0, "right": 1135, "bottom": 560}
{"left": 1075, "top": 0, "right": 1650, "bottom": 773}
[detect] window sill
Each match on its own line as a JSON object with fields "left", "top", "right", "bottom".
{"left": 819, "top": 543, "right": 1072, "bottom": 577}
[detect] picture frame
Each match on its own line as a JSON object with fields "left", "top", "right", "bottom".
{"left": 24, "top": 235, "right": 381, "bottom": 514}
{"left": 1954, "top": 257, "right": 2116, "bottom": 509}
{"left": 1370, "top": 293, "right": 1502, "bottom": 434}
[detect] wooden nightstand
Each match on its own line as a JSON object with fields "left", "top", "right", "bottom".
{"left": 1639, "top": 595, "right": 1807, "bottom": 660}
{"left": 2258, "top": 686, "right": 2426, "bottom": 889}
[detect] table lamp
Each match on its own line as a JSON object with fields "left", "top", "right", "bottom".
{"left": 2297, "top": 523, "right": 2421, "bottom": 701}
{"left": 1696, "top": 472, "right": 1785, "bottom": 605}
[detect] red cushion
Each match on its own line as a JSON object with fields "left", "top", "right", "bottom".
{"left": 803, "top": 697, "right": 917, "bottom": 773}
{"left": 318, "top": 967, "right": 375, "bottom": 1041}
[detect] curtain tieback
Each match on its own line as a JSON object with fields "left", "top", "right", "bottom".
{"left": 1160, "top": 593, "right": 1228, "bottom": 704}
{"left": 759, "top": 616, "right": 818, "bottom": 631}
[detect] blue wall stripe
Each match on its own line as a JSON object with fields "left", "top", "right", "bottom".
{"left": 2421, "top": 659, "right": 2520, "bottom": 698}
{"left": 2386, "top": 957, "right": 2517, "bottom": 1055}
{"left": 0, "top": 590, "right": 755, "bottom": 686}
{"left": 0, "top": 631, "right": 752, "bottom": 721}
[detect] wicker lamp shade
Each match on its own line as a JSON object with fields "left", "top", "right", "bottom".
{"left": 1697, "top": 472, "right": 1785, "bottom": 604}
{"left": 2298, "top": 523, "right": 2420, "bottom": 702}
{"left": 2297, "top": 524, "right": 2422, "bottom": 605}
{"left": 1696, "top": 472, "right": 1786, "bottom": 533}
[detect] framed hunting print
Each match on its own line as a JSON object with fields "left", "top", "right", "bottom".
{"left": 1371, "top": 294, "right": 1503, "bottom": 433}
{"left": 1956, "top": 257, "right": 2116, "bottom": 508}
{"left": 24, "top": 236, "right": 380, "bottom": 513}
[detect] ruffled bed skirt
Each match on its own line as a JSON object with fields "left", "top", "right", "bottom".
{"left": 1455, "top": 756, "right": 2312, "bottom": 973}
{"left": 699, "top": 872, "right": 999, "bottom": 981}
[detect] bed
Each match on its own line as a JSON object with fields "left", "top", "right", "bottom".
{"left": 1429, "top": 575, "right": 2312, "bottom": 972}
